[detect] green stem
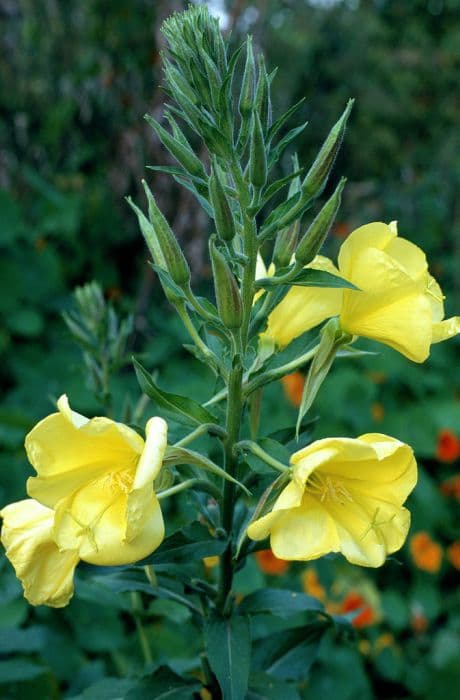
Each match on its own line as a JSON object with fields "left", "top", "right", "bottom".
{"left": 173, "top": 423, "right": 227, "bottom": 448}
{"left": 130, "top": 592, "right": 153, "bottom": 665}
{"left": 234, "top": 440, "right": 290, "bottom": 473}
{"left": 176, "top": 302, "right": 222, "bottom": 372}
{"left": 217, "top": 356, "right": 244, "bottom": 612}
{"left": 244, "top": 343, "right": 319, "bottom": 397}
{"left": 157, "top": 478, "right": 222, "bottom": 501}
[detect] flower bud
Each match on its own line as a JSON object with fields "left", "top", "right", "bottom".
{"left": 255, "top": 55, "right": 271, "bottom": 132}
{"left": 142, "top": 180, "right": 190, "bottom": 287}
{"left": 238, "top": 36, "right": 255, "bottom": 117}
{"left": 209, "top": 160, "right": 236, "bottom": 242}
{"left": 301, "top": 100, "right": 353, "bottom": 201}
{"left": 249, "top": 111, "right": 267, "bottom": 189}
{"left": 209, "top": 236, "right": 242, "bottom": 329}
{"left": 295, "top": 178, "right": 346, "bottom": 266}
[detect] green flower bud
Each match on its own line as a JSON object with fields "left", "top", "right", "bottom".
{"left": 273, "top": 221, "right": 300, "bottom": 269}
{"left": 295, "top": 178, "right": 346, "bottom": 266}
{"left": 249, "top": 111, "right": 267, "bottom": 189}
{"left": 209, "top": 161, "right": 236, "bottom": 242}
{"left": 255, "top": 55, "right": 271, "bottom": 132}
{"left": 209, "top": 236, "right": 242, "bottom": 329}
{"left": 142, "top": 180, "right": 190, "bottom": 287}
{"left": 302, "top": 99, "right": 353, "bottom": 201}
{"left": 239, "top": 36, "right": 255, "bottom": 117}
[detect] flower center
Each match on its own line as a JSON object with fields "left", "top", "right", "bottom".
{"left": 102, "top": 469, "right": 133, "bottom": 494}
{"left": 307, "top": 472, "right": 353, "bottom": 504}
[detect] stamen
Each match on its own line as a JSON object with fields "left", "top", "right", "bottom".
{"left": 307, "top": 473, "right": 353, "bottom": 504}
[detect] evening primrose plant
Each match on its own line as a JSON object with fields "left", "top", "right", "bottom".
{"left": 2, "top": 6, "right": 460, "bottom": 698}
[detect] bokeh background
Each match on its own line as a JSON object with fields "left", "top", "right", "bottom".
{"left": 1, "top": 1, "right": 460, "bottom": 698}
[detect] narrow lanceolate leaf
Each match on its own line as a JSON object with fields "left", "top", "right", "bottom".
{"left": 133, "top": 357, "right": 217, "bottom": 426}
{"left": 239, "top": 589, "right": 323, "bottom": 617}
{"left": 164, "top": 446, "right": 251, "bottom": 494}
{"left": 206, "top": 615, "right": 251, "bottom": 700}
{"left": 145, "top": 114, "right": 206, "bottom": 179}
{"left": 254, "top": 268, "right": 359, "bottom": 291}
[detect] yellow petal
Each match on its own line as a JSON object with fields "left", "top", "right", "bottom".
{"left": 425, "top": 275, "right": 445, "bottom": 322}
{"left": 432, "top": 316, "right": 460, "bottom": 344}
{"left": 264, "top": 256, "right": 343, "bottom": 348}
{"left": 133, "top": 417, "right": 167, "bottom": 489}
{"left": 338, "top": 222, "right": 395, "bottom": 278}
{"left": 53, "top": 478, "right": 164, "bottom": 566}
{"left": 26, "top": 396, "right": 144, "bottom": 508}
{"left": 298, "top": 434, "right": 417, "bottom": 506}
{"left": 325, "top": 495, "right": 411, "bottom": 567}
{"left": 339, "top": 247, "right": 432, "bottom": 362}
{"left": 246, "top": 479, "right": 304, "bottom": 541}
{"left": 383, "top": 237, "right": 427, "bottom": 281}
{"left": 269, "top": 493, "right": 340, "bottom": 561}
{"left": 0, "top": 499, "right": 79, "bottom": 607}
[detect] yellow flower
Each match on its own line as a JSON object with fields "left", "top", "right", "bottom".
{"left": 1, "top": 395, "right": 168, "bottom": 606}
{"left": 0, "top": 499, "right": 79, "bottom": 607}
{"left": 25, "top": 395, "right": 167, "bottom": 566}
{"left": 263, "top": 255, "right": 343, "bottom": 349}
{"left": 265, "top": 222, "right": 460, "bottom": 362}
{"left": 247, "top": 433, "right": 417, "bottom": 567}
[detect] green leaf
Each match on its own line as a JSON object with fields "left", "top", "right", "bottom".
{"left": 267, "top": 98, "right": 306, "bottom": 143}
{"left": 143, "top": 522, "right": 227, "bottom": 565}
{"left": 0, "top": 625, "right": 47, "bottom": 653}
{"left": 257, "top": 168, "right": 305, "bottom": 211}
{"left": 133, "top": 357, "right": 218, "bottom": 426}
{"left": 239, "top": 589, "right": 323, "bottom": 617}
{"left": 206, "top": 614, "right": 251, "bottom": 700}
{"left": 289, "top": 268, "right": 359, "bottom": 290}
{"left": 268, "top": 122, "right": 309, "bottom": 170}
{"left": 0, "top": 659, "right": 46, "bottom": 683}
{"left": 248, "top": 672, "right": 301, "bottom": 700}
{"left": 253, "top": 623, "right": 328, "bottom": 681}
{"left": 126, "top": 667, "right": 201, "bottom": 700}
{"left": 255, "top": 268, "right": 358, "bottom": 291}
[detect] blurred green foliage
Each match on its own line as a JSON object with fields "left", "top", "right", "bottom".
{"left": 1, "top": 0, "right": 460, "bottom": 698}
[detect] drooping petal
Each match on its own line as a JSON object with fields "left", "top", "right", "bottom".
{"left": 269, "top": 493, "right": 340, "bottom": 561}
{"left": 432, "top": 316, "right": 460, "bottom": 344}
{"left": 133, "top": 417, "right": 167, "bottom": 489}
{"left": 0, "top": 499, "right": 79, "bottom": 607}
{"left": 263, "top": 256, "right": 344, "bottom": 348}
{"left": 26, "top": 395, "right": 144, "bottom": 508}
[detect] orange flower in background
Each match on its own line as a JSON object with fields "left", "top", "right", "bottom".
{"left": 447, "top": 541, "right": 460, "bottom": 569}
{"left": 281, "top": 372, "right": 305, "bottom": 407}
{"left": 440, "top": 475, "right": 460, "bottom": 500}
{"left": 409, "top": 532, "right": 443, "bottom": 573}
{"left": 340, "top": 591, "right": 375, "bottom": 628}
{"left": 255, "top": 549, "right": 290, "bottom": 575}
{"left": 436, "top": 429, "right": 460, "bottom": 463}
{"left": 302, "top": 568, "right": 326, "bottom": 602}
{"left": 371, "top": 402, "right": 385, "bottom": 422}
